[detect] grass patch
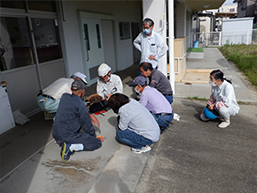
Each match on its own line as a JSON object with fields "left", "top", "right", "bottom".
{"left": 186, "top": 96, "right": 208, "bottom": 101}
{"left": 219, "top": 44, "right": 257, "bottom": 90}
{"left": 187, "top": 47, "right": 203, "bottom": 53}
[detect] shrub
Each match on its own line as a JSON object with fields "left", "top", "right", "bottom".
{"left": 219, "top": 44, "right": 257, "bottom": 89}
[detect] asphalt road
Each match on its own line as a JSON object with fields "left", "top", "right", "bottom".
{"left": 134, "top": 98, "right": 257, "bottom": 193}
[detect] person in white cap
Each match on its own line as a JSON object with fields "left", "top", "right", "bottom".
{"left": 89, "top": 63, "right": 123, "bottom": 113}
{"left": 36, "top": 72, "right": 88, "bottom": 115}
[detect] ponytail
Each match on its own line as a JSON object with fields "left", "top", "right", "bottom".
{"left": 224, "top": 78, "right": 232, "bottom": 84}
{"left": 210, "top": 69, "right": 232, "bottom": 84}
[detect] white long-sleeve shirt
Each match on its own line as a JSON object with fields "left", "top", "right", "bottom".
{"left": 43, "top": 78, "right": 73, "bottom": 99}
{"left": 97, "top": 74, "right": 123, "bottom": 98}
{"left": 208, "top": 80, "right": 240, "bottom": 116}
{"left": 133, "top": 31, "right": 168, "bottom": 68}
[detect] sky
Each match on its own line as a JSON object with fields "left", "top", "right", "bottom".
{"left": 223, "top": 0, "right": 236, "bottom": 6}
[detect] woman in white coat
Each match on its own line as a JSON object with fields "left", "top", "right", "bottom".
{"left": 200, "top": 69, "right": 240, "bottom": 128}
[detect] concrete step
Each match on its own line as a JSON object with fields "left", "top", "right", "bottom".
{"left": 181, "top": 69, "right": 213, "bottom": 84}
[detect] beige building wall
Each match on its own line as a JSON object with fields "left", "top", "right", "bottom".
{"left": 173, "top": 37, "right": 187, "bottom": 82}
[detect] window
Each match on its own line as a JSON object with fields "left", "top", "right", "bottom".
{"left": 31, "top": 18, "right": 62, "bottom": 63}
{"left": 96, "top": 24, "right": 101, "bottom": 48}
{"left": 0, "top": 1, "right": 26, "bottom": 9}
{"left": 0, "top": 17, "right": 32, "bottom": 71}
{"left": 83, "top": 24, "right": 90, "bottom": 50}
{"left": 119, "top": 22, "right": 130, "bottom": 40}
{"left": 0, "top": 1, "right": 61, "bottom": 72}
{"left": 1, "top": 0, "right": 56, "bottom": 12}
{"left": 28, "top": 0, "right": 56, "bottom": 12}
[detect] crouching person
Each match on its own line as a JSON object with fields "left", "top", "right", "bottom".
{"left": 108, "top": 93, "right": 160, "bottom": 154}
{"left": 52, "top": 79, "right": 104, "bottom": 161}
{"left": 200, "top": 69, "right": 240, "bottom": 128}
{"left": 129, "top": 76, "right": 174, "bottom": 133}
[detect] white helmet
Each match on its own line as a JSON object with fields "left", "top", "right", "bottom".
{"left": 98, "top": 63, "right": 111, "bottom": 77}
{"left": 73, "top": 72, "right": 87, "bottom": 84}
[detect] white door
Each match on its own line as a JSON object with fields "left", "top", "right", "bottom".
{"left": 81, "top": 18, "right": 105, "bottom": 84}
{"left": 101, "top": 20, "right": 116, "bottom": 72}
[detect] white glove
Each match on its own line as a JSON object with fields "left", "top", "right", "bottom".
{"left": 173, "top": 113, "right": 180, "bottom": 121}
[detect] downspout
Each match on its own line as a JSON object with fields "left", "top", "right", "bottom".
{"left": 27, "top": 16, "right": 43, "bottom": 90}
{"left": 168, "top": 0, "right": 175, "bottom": 93}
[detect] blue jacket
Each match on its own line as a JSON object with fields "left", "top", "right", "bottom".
{"left": 52, "top": 93, "right": 95, "bottom": 144}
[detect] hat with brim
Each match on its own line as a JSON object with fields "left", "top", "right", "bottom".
{"left": 73, "top": 72, "right": 88, "bottom": 84}
{"left": 204, "top": 107, "right": 219, "bottom": 119}
{"left": 71, "top": 79, "right": 87, "bottom": 91}
{"left": 129, "top": 76, "right": 147, "bottom": 87}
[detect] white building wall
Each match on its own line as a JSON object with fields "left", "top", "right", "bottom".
{"left": 0, "top": 59, "right": 65, "bottom": 116}
{"left": 0, "top": 0, "right": 142, "bottom": 117}
{"left": 175, "top": 1, "right": 186, "bottom": 38}
{"left": 222, "top": 17, "right": 254, "bottom": 45}
{"left": 60, "top": 0, "right": 142, "bottom": 78}
{"left": 142, "top": 0, "right": 168, "bottom": 75}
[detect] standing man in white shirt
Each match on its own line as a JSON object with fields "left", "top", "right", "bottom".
{"left": 133, "top": 18, "right": 168, "bottom": 69}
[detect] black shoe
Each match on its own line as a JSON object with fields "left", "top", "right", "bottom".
{"left": 160, "top": 127, "right": 168, "bottom": 134}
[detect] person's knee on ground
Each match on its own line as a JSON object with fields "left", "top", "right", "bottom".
{"left": 116, "top": 129, "right": 134, "bottom": 147}
{"left": 116, "top": 129, "right": 153, "bottom": 151}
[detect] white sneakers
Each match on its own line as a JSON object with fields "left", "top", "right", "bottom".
{"left": 200, "top": 113, "right": 231, "bottom": 129}
{"left": 132, "top": 145, "right": 151, "bottom": 154}
{"left": 218, "top": 118, "right": 230, "bottom": 128}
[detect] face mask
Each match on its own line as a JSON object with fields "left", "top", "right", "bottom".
{"left": 144, "top": 29, "right": 151, "bottom": 35}
{"left": 102, "top": 74, "right": 110, "bottom": 82}
{"left": 134, "top": 87, "right": 141, "bottom": 94}
{"left": 209, "top": 80, "right": 217, "bottom": 87}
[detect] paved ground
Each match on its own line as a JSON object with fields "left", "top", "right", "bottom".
{"left": 0, "top": 48, "right": 256, "bottom": 193}
{"left": 135, "top": 98, "right": 257, "bottom": 193}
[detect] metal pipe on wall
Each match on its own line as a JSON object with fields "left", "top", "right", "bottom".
{"left": 168, "top": 0, "right": 175, "bottom": 94}
{"left": 27, "top": 16, "right": 44, "bottom": 90}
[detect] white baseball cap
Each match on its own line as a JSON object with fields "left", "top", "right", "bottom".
{"left": 73, "top": 72, "right": 87, "bottom": 84}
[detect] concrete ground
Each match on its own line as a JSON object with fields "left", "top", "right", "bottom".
{"left": 0, "top": 48, "right": 257, "bottom": 193}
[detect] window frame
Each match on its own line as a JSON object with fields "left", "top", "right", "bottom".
{"left": 119, "top": 21, "right": 131, "bottom": 40}
{"left": 0, "top": 4, "right": 62, "bottom": 73}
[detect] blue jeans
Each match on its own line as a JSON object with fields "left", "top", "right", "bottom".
{"left": 152, "top": 112, "right": 174, "bottom": 128}
{"left": 36, "top": 95, "right": 60, "bottom": 113}
{"left": 116, "top": 129, "right": 154, "bottom": 149}
{"left": 164, "top": 95, "right": 173, "bottom": 104}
